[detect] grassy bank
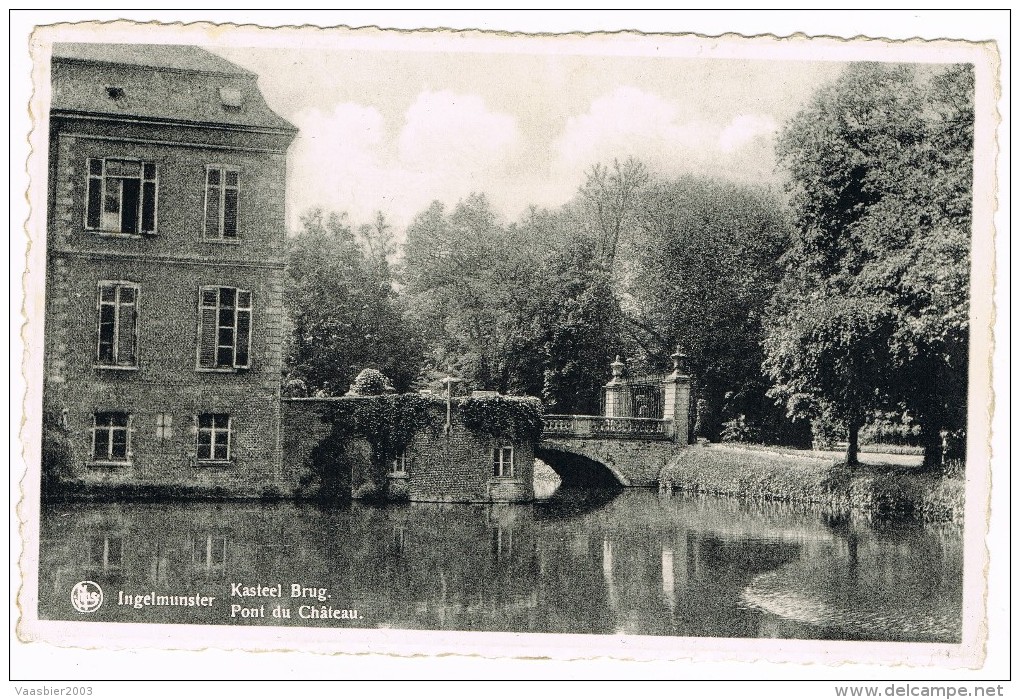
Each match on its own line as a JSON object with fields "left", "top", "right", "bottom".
{"left": 660, "top": 444, "right": 963, "bottom": 523}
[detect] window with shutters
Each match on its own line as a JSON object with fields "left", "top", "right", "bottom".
{"left": 196, "top": 414, "right": 232, "bottom": 463}
{"left": 204, "top": 166, "right": 240, "bottom": 240}
{"left": 96, "top": 282, "right": 139, "bottom": 368}
{"left": 85, "top": 158, "right": 157, "bottom": 235}
{"left": 197, "top": 286, "right": 252, "bottom": 370}
{"left": 492, "top": 446, "right": 514, "bottom": 478}
{"left": 91, "top": 412, "right": 132, "bottom": 464}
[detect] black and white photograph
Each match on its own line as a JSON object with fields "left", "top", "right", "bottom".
{"left": 12, "top": 11, "right": 1006, "bottom": 686}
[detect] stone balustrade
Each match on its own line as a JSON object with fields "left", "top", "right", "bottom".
{"left": 543, "top": 414, "right": 671, "bottom": 441}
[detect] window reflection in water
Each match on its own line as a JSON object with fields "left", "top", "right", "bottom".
{"left": 391, "top": 526, "right": 407, "bottom": 556}
{"left": 86, "top": 535, "right": 123, "bottom": 573}
{"left": 191, "top": 535, "right": 227, "bottom": 577}
{"left": 490, "top": 527, "right": 513, "bottom": 562}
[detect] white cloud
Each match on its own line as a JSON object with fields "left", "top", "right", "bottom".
{"left": 553, "top": 86, "right": 709, "bottom": 173}
{"left": 285, "top": 92, "right": 520, "bottom": 234}
{"left": 718, "top": 114, "right": 779, "bottom": 153}
{"left": 398, "top": 90, "right": 519, "bottom": 175}
{"left": 549, "top": 86, "right": 781, "bottom": 192}
{"left": 284, "top": 87, "right": 783, "bottom": 236}
{"left": 287, "top": 102, "right": 389, "bottom": 226}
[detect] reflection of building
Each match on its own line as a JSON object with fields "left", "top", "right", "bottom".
{"left": 44, "top": 44, "right": 296, "bottom": 494}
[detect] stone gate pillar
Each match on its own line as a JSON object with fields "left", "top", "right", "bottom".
{"left": 603, "top": 355, "right": 627, "bottom": 417}
{"left": 662, "top": 346, "right": 692, "bottom": 444}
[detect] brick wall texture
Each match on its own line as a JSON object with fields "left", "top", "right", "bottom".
{"left": 281, "top": 399, "right": 535, "bottom": 503}
{"left": 44, "top": 74, "right": 294, "bottom": 497}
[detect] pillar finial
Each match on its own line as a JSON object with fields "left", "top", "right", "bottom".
{"left": 610, "top": 354, "right": 626, "bottom": 380}
{"left": 671, "top": 344, "right": 687, "bottom": 374}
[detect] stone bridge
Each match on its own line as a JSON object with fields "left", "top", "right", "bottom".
{"left": 534, "top": 350, "right": 696, "bottom": 488}
{"left": 538, "top": 415, "right": 683, "bottom": 488}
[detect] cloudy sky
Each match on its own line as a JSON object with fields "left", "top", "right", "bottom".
{"left": 214, "top": 40, "right": 846, "bottom": 234}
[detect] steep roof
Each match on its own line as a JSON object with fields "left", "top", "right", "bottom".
{"left": 52, "top": 43, "right": 253, "bottom": 76}
{"left": 51, "top": 43, "right": 295, "bottom": 132}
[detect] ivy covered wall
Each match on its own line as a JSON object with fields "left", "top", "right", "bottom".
{"left": 282, "top": 394, "right": 542, "bottom": 503}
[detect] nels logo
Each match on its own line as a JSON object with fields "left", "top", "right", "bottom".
{"left": 70, "top": 581, "right": 103, "bottom": 613}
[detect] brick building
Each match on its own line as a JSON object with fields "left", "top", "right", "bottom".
{"left": 281, "top": 397, "right": 537, "bottom": 503}
{"left": 395, "top": 405, "right": 536, "bottom": 503}
{"left": 43, "top": 44, "right": 297, "bottom": 495}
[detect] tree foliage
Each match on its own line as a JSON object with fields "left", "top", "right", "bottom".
{"left": 575, "top": 157, "right": 650, "bottom": 269}
{"left": 304, "top": 393, "right": 443, "bottom": 501}
{"left": 285, "top": 209, "right": 423, "bottom": 395}
{"left": 763, "top": 296, "right": 897, "bottom": 464}
{"left": 402, "top": 194, "right": 557, "bottom": 394}
{"left": 536, "top": 242, "right": 624, "bottom": 414}
{"left": 628, "top": 177, "right": 793, "bottom": 441}
{"left": 767, "top": 62, "right": 973, "bottom": 469}
{"left": 458, "top": 395, "right": 544, "bottom": 443}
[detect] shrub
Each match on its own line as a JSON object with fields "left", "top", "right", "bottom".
{"left": 720, "top": 414, "right": 755, "bottom": 443}
{"left": 458, "top": 395, "right": 543, "bottom": 442}
{"left": 349, "top": 368, "right": 393, "bottom": 396}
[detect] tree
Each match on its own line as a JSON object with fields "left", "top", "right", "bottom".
{"left": 575, "top": 157, "right": 650, "bottom": 269}
{"left": 763, "top": 295, "right": 897, "bottom": 466}
{"left": 536, "top": 239, "right": 624, "bottom": 414}
{"left": 285, "top": 209, "right": 423, "bottom": 395}
{"left": 357, "top": 211, "right": 397, "bottom": 277}
{"left": 769, "top": 63, "right": 973, "bottom": 470}
{"left": 627, "top": 176, "right": 792, "bottom": 441}
{"left": 401, "top": 194, "right": 552, "bottom": 393}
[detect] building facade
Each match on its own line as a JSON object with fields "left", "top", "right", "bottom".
{"left": 281, "top": 396, "right": 537, "bottom": 503}
{"left": 44, "top": 44, "right": 297, "bottom": 495}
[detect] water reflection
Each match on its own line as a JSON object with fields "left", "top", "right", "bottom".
{"left": 37, "top": 490, "right": 962, "bottom": 642}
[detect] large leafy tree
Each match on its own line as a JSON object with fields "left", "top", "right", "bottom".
{"left": 402, "top": 194, "right": 552, "bottom": 393}
{"left": 285, "top": 209, "right": 423, "bottom": 395}
{"left": 768, "top": 62, "right": 973, "bottom": 470}
{"left": 763, "top": 296, "right": 897, "bottom": 465}
{"left": 401, "top": 192, "right": 627, "bottom": 411}
{"left": 575, "top": 157, "right": 650, "bottom": 269}
{"left": 628, "top": 176, "right": 792, "bottom": 441}
{"left": 536, "top": 238, "right": 624, "bottom": 414}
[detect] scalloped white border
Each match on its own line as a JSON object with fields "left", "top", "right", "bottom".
{"left": 11, "top": 10, "right": 1008, "bottom": 681}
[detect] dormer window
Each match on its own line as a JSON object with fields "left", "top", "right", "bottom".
{"left": 106, "top": 86, "right": 125, "bottom": 100}
{"left": 219, "top": 87, "right": 242, "bottom": 111}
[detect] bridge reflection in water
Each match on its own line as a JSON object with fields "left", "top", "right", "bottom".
{"left": 37, "top": 490, "right": 962, "bottom": 642}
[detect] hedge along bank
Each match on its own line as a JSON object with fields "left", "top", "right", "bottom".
{"left": 659, "top": 443, "right": 964, "bottom": 523}
{"left": 281, "top": 392, "right": 543, "bottom": 503}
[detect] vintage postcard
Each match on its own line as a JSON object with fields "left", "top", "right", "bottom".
{"left": 14, "top": 15, "right": 1004, "bottom": 676}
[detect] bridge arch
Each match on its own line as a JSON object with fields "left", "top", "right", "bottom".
{"left": 538, "top": 436, "right": 678, "bottom": 488}
{"left": 535, "top": 443, "right": 630, "bottom": 487}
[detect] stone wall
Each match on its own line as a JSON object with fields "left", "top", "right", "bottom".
{"left": 281, "top": 398, "right": 535, "bottom": 503}
{"left": 539, "top": 437, "right": 681, "bottom": 488}
{"left": 44, "top": 118, "right": 291, "bottom": 497}
{"left": 404, "top": 425, "right": 534, "bottom": 503}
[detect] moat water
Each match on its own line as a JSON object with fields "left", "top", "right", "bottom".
{"left": 37, "top": 482, "right": 963, "bottom": 642}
